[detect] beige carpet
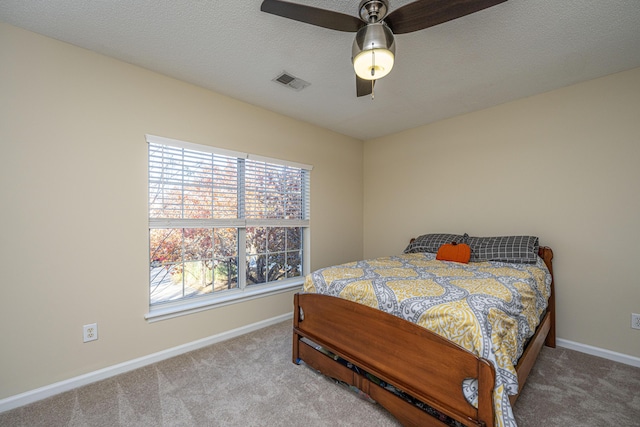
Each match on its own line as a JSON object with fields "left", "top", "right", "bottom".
{"left": 1, "top": 321, "right": 639, "bottom": 426}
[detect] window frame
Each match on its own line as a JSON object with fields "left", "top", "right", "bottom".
{"left": 145, "top": 134, "right": 311, "bottom": 322}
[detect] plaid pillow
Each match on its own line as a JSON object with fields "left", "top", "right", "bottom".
{"left": 467, "top": 235, "right": 539, "bottom": 264}
{"left": 404, "top": 233, "right": 467, "bottom": 254}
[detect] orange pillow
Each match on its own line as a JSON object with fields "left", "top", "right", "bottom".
{"left": 436, "top": 242, "right": 471, "bottom": 264}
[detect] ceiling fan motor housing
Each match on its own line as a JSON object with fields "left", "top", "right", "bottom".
{"left": 352, "top": 22, "right": 396, "bottom": 80}
{"left": 358, "top": 0, "right": 389, "bottom": 22}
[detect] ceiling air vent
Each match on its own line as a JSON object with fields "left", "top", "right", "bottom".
{"left": 272, "top": 71, "right": 310, "bottom": 91}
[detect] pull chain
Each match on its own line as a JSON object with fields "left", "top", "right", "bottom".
{"left": 371, "top": 43, "right": 375, "bottom": 99}
{"left": 371, "top": 44, "right": 376, "bottom": 78}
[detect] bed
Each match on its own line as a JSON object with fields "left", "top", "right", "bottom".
{"left": 292, "top": 234, "right": 555, "bottom": 427}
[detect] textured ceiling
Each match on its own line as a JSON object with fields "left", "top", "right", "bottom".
{"left": 1, "top": 0, "right": 639, "bottom": 140}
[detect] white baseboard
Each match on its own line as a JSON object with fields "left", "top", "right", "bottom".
{"left": 3, "top": 317, "right": 638, "bottom": 414}
{"left": 557, "top": 338, "right": 640, "bottom": 368}
{"left": 0, "top": 313, "right": 292, "bottom": 414}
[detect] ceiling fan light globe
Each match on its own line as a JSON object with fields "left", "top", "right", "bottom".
{"left": 353, "top": 48, "right": 394, "bottom": 80}
{"left": 352, "top": 22, "right": 396, "bottom": 80}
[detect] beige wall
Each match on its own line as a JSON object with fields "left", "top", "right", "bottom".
{"left": 0, "top": 23, "right": 363, "bottom": 399}
{"left": 2, "top": 20, "right": 639, "bottom": 403}
{"left": 364, "top": 67, "right": 640, "bottom": 358}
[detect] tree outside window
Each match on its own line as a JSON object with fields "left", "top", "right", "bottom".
{"left": 147, "top": 136, "right": 310, "bottom": 306}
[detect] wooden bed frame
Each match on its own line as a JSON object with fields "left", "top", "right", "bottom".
{"left": 292, "top": 246, "right": 555, "bottom": 427}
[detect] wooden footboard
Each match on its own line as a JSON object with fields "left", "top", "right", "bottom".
{"left": 293, "top": 292, "right": 496, "bottom": 426}
{"left": 293, "top": 246, "right": 555, "bottom": 427}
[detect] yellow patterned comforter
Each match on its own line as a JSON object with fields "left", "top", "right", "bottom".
{"left": 303, "top": 252, "right": 552, "bottom": 427}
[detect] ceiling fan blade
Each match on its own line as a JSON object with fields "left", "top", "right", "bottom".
{"left": 356, "top": 76, "right": 374, "bottom": 97}
{"left": 261, "top": 0, "right": 363, "bottom": 32}
{"left": 385, "top": 0, "right": 508, "bottom": 34}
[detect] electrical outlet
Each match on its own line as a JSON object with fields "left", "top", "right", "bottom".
{"left": 83, "top": 323, "right": 98, "bottom": 342}
{"left": 632, "top": 314, "right": 640, "bottom": 330}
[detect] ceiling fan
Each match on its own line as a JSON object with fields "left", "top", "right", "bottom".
{"left": 261, "top": 0, "right": 507, "bottom": 97}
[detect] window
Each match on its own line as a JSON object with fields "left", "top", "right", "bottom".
{"left": 146, "top": 135, "right": 311, "bottom": 321}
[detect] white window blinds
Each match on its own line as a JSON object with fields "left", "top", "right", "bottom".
{"left": 147, "top": 135, "right": 311, "bottom": 227}
{"left": 244, "top": 158, "right": 310, "bottom": 225}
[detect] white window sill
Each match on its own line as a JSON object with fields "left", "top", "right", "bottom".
{"left": 145, "top": 278, "right": 304, "bottom": 323}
